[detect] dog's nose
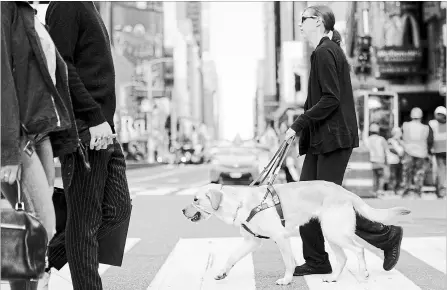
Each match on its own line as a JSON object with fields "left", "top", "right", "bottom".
{"left": 182, "top": 209, "right": 186, "bottom": 214}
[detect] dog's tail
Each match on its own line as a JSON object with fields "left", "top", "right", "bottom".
{"left": 348, "top": 190, "right": 411, "bottom": 223}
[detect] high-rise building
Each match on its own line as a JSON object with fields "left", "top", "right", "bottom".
{"left": 256, "top": 2, "right": 313, "bottom": 132}
{"left": 163, "top": 2, "right": 217, "bottom": 140}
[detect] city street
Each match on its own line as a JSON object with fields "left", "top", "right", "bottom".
{"left": 3, "top": 1, "right": 445, "bottom": 290}
{"left": 22, "top": 164, "right": 445, "bottom": 290}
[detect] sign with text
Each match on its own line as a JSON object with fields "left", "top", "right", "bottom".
{"left": 376, "top": 47, "right": 424, "bottom": 77}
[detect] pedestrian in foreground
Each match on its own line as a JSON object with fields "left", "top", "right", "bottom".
{"left": 1, "top": 2, "right": 80, "bottom": 289}
{"left": 45, "top": 2, "right": 132, "bottom": 289}
{"left": 284, "top": 4, "right": 405, "bottom": 277}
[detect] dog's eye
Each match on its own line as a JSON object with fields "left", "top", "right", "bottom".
{"left": 193, "top": 197, "right": 198, "bottom": 202}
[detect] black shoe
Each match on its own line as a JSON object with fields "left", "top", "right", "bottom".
{"left": 293, "top": 263, "right": 332, "bottom": 276}
{"left": 383, "top": 226, "right": 403, "bottom": 271}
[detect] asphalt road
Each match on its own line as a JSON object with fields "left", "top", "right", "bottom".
{"left": 105, "top": 164, "right": 446, "bottom": 290}
{"left": 3, "top": 164, "right": 444, "bottom": 290}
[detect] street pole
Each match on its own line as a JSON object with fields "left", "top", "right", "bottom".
{"left": 142, "top": 57, "right": 175, "bottom": 159}
{"left": 170, "top": 88, "right": 177, "bottom": 154}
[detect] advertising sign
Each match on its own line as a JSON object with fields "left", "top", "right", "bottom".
{"left": 377, "top": 3, "right": 425, "bottom": 79}
{"left": 376, "top": 47, "right": 424, "bottom": 77}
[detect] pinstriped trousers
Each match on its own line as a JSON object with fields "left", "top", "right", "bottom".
{"left": 48, "top": 140, "right": 132, "bottom": 290}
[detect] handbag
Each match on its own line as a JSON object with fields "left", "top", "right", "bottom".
{"left": 1, "top": 180, "right": 48, "bottom": 280}
{"left": 52, "top": 186, "right": 131, "bottom": 268}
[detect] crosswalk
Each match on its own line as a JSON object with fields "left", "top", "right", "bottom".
{"left": 146, "top": 236, "right": 446, "bottom": 290}
{"left": 1, "top": 236, "right": 444, "bottom": 289}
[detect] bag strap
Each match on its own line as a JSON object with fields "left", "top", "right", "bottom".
{"left": 14, "top": 168, "right": 24, "bottom": 211}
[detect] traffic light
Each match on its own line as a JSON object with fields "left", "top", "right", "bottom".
{"left": 355, "top": 36, "right": 372, "bottom": 75}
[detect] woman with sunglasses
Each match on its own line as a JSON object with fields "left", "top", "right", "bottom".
{"left": 284, "top": 5, "right": 404, "bottom": 277}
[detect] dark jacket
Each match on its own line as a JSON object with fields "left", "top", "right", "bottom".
{"left": 1, "top": 2, "right": 81, "bottom": 178}
{"left": 291, "top": 37, "right": 359, "bottom": 155}
{"left": 46, "top": 1, "right": 117, "bottom": 140}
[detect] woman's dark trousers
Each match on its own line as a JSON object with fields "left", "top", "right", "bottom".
{"left": 298, "top": 148, "right": 395, "bottom": 269}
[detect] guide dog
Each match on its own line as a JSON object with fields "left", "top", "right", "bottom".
{"left": 182, "top": 181, "right": 410, "bottom": 285}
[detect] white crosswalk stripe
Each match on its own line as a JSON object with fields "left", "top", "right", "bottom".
{"left": 147, "top": 236, "right": 446, "bottom": 290}
{"left": 0, "top": 238, "right": 141, "bottom": 290}
{"left": 128, "top": 180, "right": 210, "bottom": 197}
{"left": 147, "top": 238, "right": 256, "bottom": 290}
{"left": 401, "top": 236, "right": 446, "bottom": 274}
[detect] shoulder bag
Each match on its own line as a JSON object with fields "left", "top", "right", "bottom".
{"left": 1, "top": 179, "right": 48, "bottom": 280}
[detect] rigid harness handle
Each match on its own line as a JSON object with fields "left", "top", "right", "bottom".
{"left": 250, "top": 136, "right": 296, "bottom": 187}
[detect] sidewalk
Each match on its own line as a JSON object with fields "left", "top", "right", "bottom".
{"left": 378, "top": 190, "right": 443, "bottom": 200}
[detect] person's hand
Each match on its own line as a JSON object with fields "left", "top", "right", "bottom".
{"left": 1, "top": 165, "right": 20, "bottom": 184}
{"left": 88, "top": 122, "right": 117, "bottom": 150}
{"left": 285, "top": 128, "right": 297, "bottom": 142}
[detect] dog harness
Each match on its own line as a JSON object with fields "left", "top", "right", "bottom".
{"left": 241, "top": 184, "right": 285, "bottom": 239}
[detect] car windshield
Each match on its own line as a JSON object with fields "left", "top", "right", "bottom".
{"left": 214, "top": 147, "right": 256, "bottom": 157}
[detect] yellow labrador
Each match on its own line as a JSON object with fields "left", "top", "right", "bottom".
{"left": 182, "top": 181, "right": 410, "bottom": 285}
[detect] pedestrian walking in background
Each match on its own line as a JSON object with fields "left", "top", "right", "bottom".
{"left": 260, "top": 121, "right": 280, "bottom": 157}
{"left": 45, "top": 2, "right": 132, "bottom": 290}
{"left": 401, "top": 107, "right": 433, "bottom": 197}
{"left": 366, "top": 123, "right": 389, "bottom": 196}
{"left": 387, "top": 127, "right": 405, "bottom": 195}
{"left": 429, "top": 106, "right": 447, "bottom": 198}
{"left": 283, "top": 4, "right": 404, "bottom": 277}
{"left": 1, "top": 2, "right": 80, "bottom": 289}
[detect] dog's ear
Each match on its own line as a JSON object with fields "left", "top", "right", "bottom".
{"left": 206, "top": 189, "right": 223, "bottom": 210}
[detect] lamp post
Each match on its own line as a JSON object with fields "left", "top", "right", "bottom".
{"left": 143, "top": 58, "right": 175, "bottom": 153}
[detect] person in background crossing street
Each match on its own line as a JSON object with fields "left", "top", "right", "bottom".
{"left": 400, "top": 107, "right": 434, "bottom": 197}
{"left": 45, "top": 2, "right": 132, "bottom": 290}
{"left": 387, "top": 127, "right": 405, "bottom": 195}
{"left": 366, "top": 123, "right": 389, "bottom": 196}
{"left": 429, "top": 106, "right": 446, "bottom": 198}
{"left": 284, "top": 4, "right": 404, "bottom": 277}
{"left": 260, "top": 121, "right": 280, "bottom": 157}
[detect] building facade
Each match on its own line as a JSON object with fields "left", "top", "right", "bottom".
{"left": 347, "top": 1, "right": 446, "bottom": 123}
{"left": 256, "top": 1, "right": 313, "bottom": 135}
{"left": 163, "top": 2, "right": 217, "bottom": 143}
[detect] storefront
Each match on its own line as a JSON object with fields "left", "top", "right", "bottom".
{"left": 349, "top": 1, "right": 446, "bottom": 128}
{"left": 104, "top": 2, "right": 171, "bottom": 162}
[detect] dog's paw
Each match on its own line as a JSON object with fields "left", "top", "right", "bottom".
{"left": 214, "top": 271, "right": 228, "bottom": 280}
{"left": 322, "top": 274, "right": 339, "bottom": 283}
{"left": 275, "top": 277, "right": 292, "bottom": 285}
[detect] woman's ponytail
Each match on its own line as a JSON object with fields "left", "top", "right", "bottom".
{"left": 332, "top": 29, "right": 342, "bottom": 46}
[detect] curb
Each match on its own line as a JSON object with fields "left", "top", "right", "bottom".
{"left": 55, "top": 162, "right": 165, "bottom": 178}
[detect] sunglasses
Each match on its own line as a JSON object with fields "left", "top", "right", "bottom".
{"left": 301, "top": 15, "right": 317, "bottom": 24}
